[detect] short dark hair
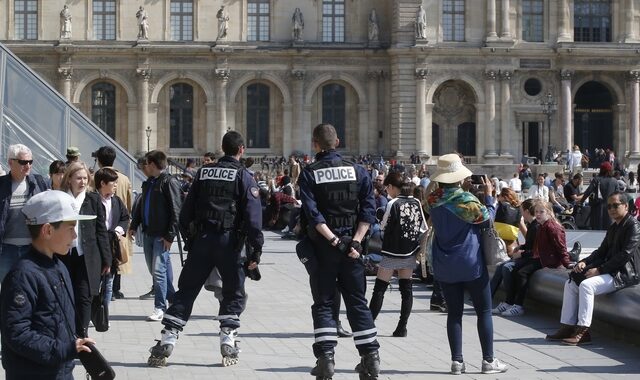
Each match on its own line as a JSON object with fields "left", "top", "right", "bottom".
{"left": 222, "top": 131, "right": 244, "bottom": 156}
{"left": 610, "top": 191, "right": 630, "bottom": 205}
{"left": 94, "top": 167, "right": 119, "bottom": 189}
{"left": 383, "top": 171, "right": 415, "bottom": 196}
{"left": 312, "top": 124, "right": 338, "bottom": 151}
{"left": 204, "top": 152, "right": 216, "bottom": 159}
{"left": 244, "top": 157, "right": 255, "bottom": 168}
{"left": 27, "top": 221, "right": 63, "bottom": 239}
{"left": 95, "top": 146, "right": 116, "bottom": 167}
{"left": 145, "top": 150, "right": 167, "bottom": 170}
{"left": 49, "top": 160, "right": 66, "bottom": 175}
{"left": 572, "top": 173, "right": 583, "bottom": 180}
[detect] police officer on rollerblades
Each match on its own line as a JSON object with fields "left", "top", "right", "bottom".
{"left": 298, "top": 124, "right": 380, "bottom": 380}
{"left": 147, "top": 131, "right": 263, "bottom": 367}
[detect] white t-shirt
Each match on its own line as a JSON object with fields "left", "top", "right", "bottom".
{"left": 509, "top": 177, "right": 522, "bottom": 192}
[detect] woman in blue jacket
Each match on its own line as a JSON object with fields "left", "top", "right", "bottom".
{"left": 426, "top": 154, "right": 508, "bottom": 375}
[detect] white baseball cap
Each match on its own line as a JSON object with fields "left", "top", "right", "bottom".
{"left": 22, "top": 190, "right": 96, "bottom": 225}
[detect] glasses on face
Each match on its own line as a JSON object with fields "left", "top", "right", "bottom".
{"left": 607, "top": 202, "right": 624, "bottom": 210}
{"left": 11, "top": 158, "right": 33, "bottom": 166}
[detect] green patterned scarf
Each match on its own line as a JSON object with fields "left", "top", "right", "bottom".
{"left": 426, "top": 187, "right": 490, "bottom": 224}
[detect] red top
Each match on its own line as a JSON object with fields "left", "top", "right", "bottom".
{"left": 533, "top": 219, "right": 571, "bottom": 268}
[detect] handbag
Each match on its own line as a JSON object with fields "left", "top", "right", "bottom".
{"left": 480, "top": 220, "right": 509, "bottom": 266}
{"left": 42, "top": 269, "right": 116, "bottom": 380}
{"left": 91, "top": 276, "right": 110, "bottom": 332}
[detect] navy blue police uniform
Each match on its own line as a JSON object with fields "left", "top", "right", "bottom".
{"left": 161, "top": 155, "right": 263, "bottom": 332}
{"left": 298, "top": 150, "right": 379, "bottom": 358}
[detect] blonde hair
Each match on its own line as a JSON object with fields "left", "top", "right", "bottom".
{"left": 532, "top": 199, "right": 557, "bottom": 224}
{"left": 60, "top": 161, "right": 91, "bottom": 193}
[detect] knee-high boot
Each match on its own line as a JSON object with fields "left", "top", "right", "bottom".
{"left": 393, "top": 279, "right": 413, "bottom": 337}
{"left": 369, "top": 278, "right": 389, "bottom": 321}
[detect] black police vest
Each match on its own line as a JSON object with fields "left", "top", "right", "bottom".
{"left": 309, "top": 158, "right": 360, "bottom": 230}
{"left": 195, "top": 160, "right": 243, "bottom": 230}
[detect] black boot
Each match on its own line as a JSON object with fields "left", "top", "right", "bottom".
{"left": 430, "top": 280, "right": 447, "bottom": 312}
{"left": 569, "top": 241, "right": 582, "bottom": 262}
{"left": 311, "top": 352, "right": 335, "bottom": 379}
{"left": 369, "top": 279, "right": 389, "bottom": 321}
{"left": 393, "top": 279, "right": 413, "bottom": 337}
{"left": 336, "top": 321, "right": 353, "bottom": 338}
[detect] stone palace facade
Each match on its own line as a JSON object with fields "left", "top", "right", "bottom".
{"left": 2, "top": 0, "right": 640, "bottom": 165}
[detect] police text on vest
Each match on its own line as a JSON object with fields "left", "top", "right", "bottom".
{"left": 314, "top": 166, "right": 357, "bottom": 184}
{"left": 200, "top": 167, "right": 238, "bottom": 181}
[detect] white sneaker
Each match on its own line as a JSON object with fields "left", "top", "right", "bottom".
{"left": 501, "top": 304, "right": 524, "bottom": 317}
{"left": 147, "top": 308, "right": 164, "bottom": 322}
{"left": 481, "top": 358, "right": 508, "bottom": 374}
{"left": 281, "top": 226, "right": 290, "bottom": 233}
{"left": 491, "top": 302, "right": 511, "bottom": 315}
{"left": 450, "top": 360, "right": 466, "bottom": 375}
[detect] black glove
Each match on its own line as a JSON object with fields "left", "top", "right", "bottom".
{"left": 244, "top": 263, "right": 262, "bottom": 281}
{"left": 336, "top": 236, "right": 351, "bottom": 255}
{"left": 249, "top": 247, "right": 262, "bottom": 265}
{"left": 350, "top": 240, "right": 363, "bottom": 254}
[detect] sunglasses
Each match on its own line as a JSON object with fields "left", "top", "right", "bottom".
{"left": 607, "top": 202, "right": 624, "bottom": 210}
{"left": 11, "top": 158, "right": 33, "bottom": 166}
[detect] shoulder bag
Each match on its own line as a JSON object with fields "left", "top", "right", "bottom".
{"left": 91, "top": 275, "right": 110, "bottom": 332}
{"left": 480, "top": 219, "right": 509, "bottom": 266}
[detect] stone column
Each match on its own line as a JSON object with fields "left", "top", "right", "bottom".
{"left": 58, "top": 68, "right": 73, "bottom": 101}
{"left": 486, "top": 0, "right": 498, "bottom": 40}
{"left": 500, "top": 70, "right": 512, "bottom": 158}
{"left": 484, "top": 70, "right": 498, "bottom": 158}
{"left": 291, "top": 70, "right": 305, "bottom": 153}
{"left": 557, "top": 0, "right": 571, "bottom": 42}
{"left": 424, "top": 103, "right": 434, "bottom": 159}
{"left": 501, "top": 0, "right": 511, "bottom": 39}
{"left": 367, "top": 71, "right": 379, "bottom": 155}
{"left": 415, "top": 69, "right": 429, "bottom": 157}
{"left": 214, "top": 68, "right": 230, "bottom": 154}
{"left": 358, "top": 104, "right": 369, "bottom": 155}
{"left": 136, "top": 68, "right": 151, "bottom": 153}
{"left": 625, "top": 0, "right": 636, "bottom": 42}
{"left": 205, "top": 103, "right": 216, "bottom": 151}
{"left": 560, "top": 70, "right": 573, "bottom": 153}
{"left": 628, "top": 71, "right": 640, "bottom": 156}
{"left": 282, "top": 103, "right": 293, "bottom": 156}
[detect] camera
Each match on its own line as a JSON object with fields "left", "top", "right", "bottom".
{"left": 91, "top": 150, "right": 98, "bottom": 158}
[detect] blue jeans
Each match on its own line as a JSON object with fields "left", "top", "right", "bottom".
{"left": 104, "top": 273, "right": 114, "bottom": 306}
{"left": 440, "top": 268, "right": 494, "bottom": 362}
{"left": 143, "top": 235, "right": 175, "bottom": 311}
{"left": 0, "top": 244, "right": 30, "bottom": 283}
{"left": 490, "top": 260, "right": 516, "bottom": 298}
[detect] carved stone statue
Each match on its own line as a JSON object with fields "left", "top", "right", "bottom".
{"left": 368, "top": 9, "right": 379, "bottom": 42}
{"left": 60, "top": 5, "right": 72, "bottom": 39}
{"left": 216, "top": 6, "right": 230, "bottom": 41}
{"left": 136, "top": 6, "right": 149, "bottom": 40}
{"left": 292, "top": 8, "right": 304, "bottom": 42}
{"left": 415, "top": 5, "right": 427, "bottom": 40}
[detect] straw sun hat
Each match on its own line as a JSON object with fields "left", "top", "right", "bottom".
{"left": 430, "top": 153, "right": 473, "bottom": 184}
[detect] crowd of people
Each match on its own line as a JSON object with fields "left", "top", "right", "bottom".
{"left": 0, "top": 130, "right": 639, "bottom": 379}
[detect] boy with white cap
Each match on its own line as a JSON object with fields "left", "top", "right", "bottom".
{"left": 0, "top": 191, "right": 97, "bottom": 379}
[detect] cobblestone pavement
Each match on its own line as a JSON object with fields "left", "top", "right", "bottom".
{"left": 2, "top": 231, "right": 639, "bottom": 379}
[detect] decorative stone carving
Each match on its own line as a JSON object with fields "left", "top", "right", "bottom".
{"left": 216, "top": 6, "right": 230, "bottom": 41}
{"left": 368, "top": 9, "right": 380, "bottom": 43}
{"left": 60, "top": 5, "right": 72, "bottom": 39}
{"left": 215, "top": 68, "right": 230, "bottom": 81}
{"left": 628, "top": 71, "right": 640, "bottom": 82}
{"left": 99, "top": 69, "right": 108, "bottom": 79}
{"left": 484, "top": 70, "right": 498, "bottom": 80}
{"left": 292, "top": 8, "right": 304, "bottom": 42}
{"left": 291, "top": 70, "right": 305, "bottom": 80}
{"left": 415, "top": 6, "right": 427, "bottom": 40}
{"left": 500, "top": 70, "right": 512, "bottom": 81}
{"left": 136, "top": 6, "right": 149, "bottom": 40}
{"left": 415, "top": 69, "right": 429, "bottom": 80}
{"left": 560, "top": 70, "right": 573, "bottom": 81}
{"left": 58, "top": 67, "right": 73, "bottom": 80}
{"left": 136, "top": 68, "right": 151, "bottom": 80}
{"left": 367, "top": 71, "right": 380, "bottom": 80}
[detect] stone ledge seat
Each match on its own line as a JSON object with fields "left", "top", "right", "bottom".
{"left": 526, "top": 267, "right": 640, "bottom": 334}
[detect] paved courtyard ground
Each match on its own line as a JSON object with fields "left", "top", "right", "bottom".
{"left": 2, "top": 230, "right": 639, "bottom": 379}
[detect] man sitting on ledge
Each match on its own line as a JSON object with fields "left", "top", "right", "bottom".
{"left": 546, "top": 191, "right": 640, "bottom": 345}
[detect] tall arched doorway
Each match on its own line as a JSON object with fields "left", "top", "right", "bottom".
{"left": 574, "top": 81, "right": 613, "bottom": 153}
{"left": 432, "top": 80, "right": 477, "bottom": 157}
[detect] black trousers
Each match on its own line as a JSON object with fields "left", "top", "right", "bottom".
{"left": 163, "top": 231, "right": 246, "bottom": 331}
{"left": 65, "top": 249, "right": 92, "bottom": 337}
{"left": 505, "top": 258, "right": 541, "bottom": 306}
{"left": 309, "top": 240, "right": 379, "bottom": 358}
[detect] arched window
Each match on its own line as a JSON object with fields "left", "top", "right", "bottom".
{"left": 170, "top": 83, "right": 193, "bottom": 148}
{"left": 574, "top": 0, "right": 611, "bottom": 42}
{"left": 246, "top": 83, "right": 270, "bottom": 148}
{"left": 91, "top": 82, "right": 116, "bottom": 138}
{"left": 322, "top": 84, "right": 346, "bottom": 148}
{"left": 457, "top": 122, "right": 476, "bottom": 156}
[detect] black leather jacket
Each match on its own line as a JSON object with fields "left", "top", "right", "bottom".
{"left": 130, "top": 172, "right": 182, "bottom": 242}
{"left": 582, "top": 212, "right": 640, "bottom": 289}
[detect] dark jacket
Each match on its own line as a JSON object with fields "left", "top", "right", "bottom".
{"left": 380, "top": 196, "right": 426, "bottom": 257}
{"left": 59, "top": 191, "right": 111, "bottom": 296}
{"left": 103, "top": 194, "right": 130, "bottom": 233}
{"left": 1, "top": 249, "right": 77, "bottom": 380}
{"left": 533, "top": 219, "right": 571, "bottom": 269}
{"left": 582, "top": 212, "right": 640, "bottom": 289}
{"left": 0, "top": 173, "right": 49, "bottom": 248}
{"left": 130, "top": 172, "right": 182, "bottom": 242}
